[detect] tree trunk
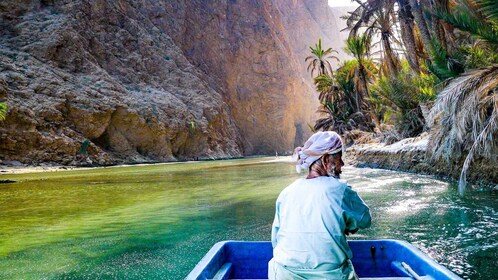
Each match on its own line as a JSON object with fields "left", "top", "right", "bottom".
{"left": 381, "top": 33, "right": 399, "bottom": 76}
{"left": 408, "top": 0, "right": 433, "bottom": 54}
{"left": 419, "top": 102, "right": 432, "bottom": 128}
{"left": 359, "top": 65, "right": 381, "bottom": 132}
{"left": 320, "top": 61, "right": 325, "bottom": 76}
{"left": 397, "top": 0, "right": 420, "bottom": 72}
{"left": 430, "top": 0, "right": 449, "bottom": 51}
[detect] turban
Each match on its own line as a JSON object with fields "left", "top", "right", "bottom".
{"left": 293, "top": 131, "right": 343, "bottom": 173}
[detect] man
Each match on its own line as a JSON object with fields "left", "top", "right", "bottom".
{"left": 269, "top": 131, "right": 371, "bottom": 280}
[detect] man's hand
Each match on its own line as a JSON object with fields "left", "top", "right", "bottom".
{"left": 345, "top": 228, "right": 359, "bottom": 236}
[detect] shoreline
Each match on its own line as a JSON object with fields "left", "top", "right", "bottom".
{"left": 0, "top": 161, "right": 201, "bottom": 175}
{"left": 0, "top": 155, "right": 279, "bottom": 175}
{"left": 1, "top": 142, "right": 496, "bottom": 190}
{"left": 348, "top": 134, "right": 498, "bottom": 190}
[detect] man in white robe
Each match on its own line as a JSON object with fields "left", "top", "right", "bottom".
{"left": 269, "top": 131, "right": 371, "bottom": 280}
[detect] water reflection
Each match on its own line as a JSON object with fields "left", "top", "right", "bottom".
{"left": 0, "top": 158, "right": 495, "bottom": 279}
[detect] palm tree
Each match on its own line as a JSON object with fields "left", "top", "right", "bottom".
{"left": 305, "top": 39, "right": 339, "bottom": 78}
{"left": 336, "top": 60, "right": 363, "bottom": 113}
{"left": 404, "top": 0, "right": 465, "bottom": 80}
{"left": 345, "top": 0, "right": 401, "bottom": 76}
{"left": 313, "top": 63, "right": 374, "bottom": 133}
{"left": 429, "top": 0, "right": 498, "bottom": 195}
{"left": 313, "top": 74, "right": 336, "bottom": 104}
{"left": 408, "top": 0, "right": 433, "bottom": 51}
{"left": 313, "top": 75, "right": 360, "bottom": 134}
{"left": 344, "top": 35, "right": 381, "bottom": 131}
{"left": 429, "top": 66, "right": 498, "bottom": 195}
{"left": 371, "top": 64, "right": 427, "bottom": 137}
{"left": 434, "top": 0, "right": 498, "bottom": 45}
{"left": 396, "top": 0, "right": 421, "bottom": 72}
{"left": 314, "top": 73, "right": 357, "bottom": 115}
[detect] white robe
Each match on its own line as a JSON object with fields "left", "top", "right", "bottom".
{"left": 269, "top": 177, "right": 371, "bottom": 279}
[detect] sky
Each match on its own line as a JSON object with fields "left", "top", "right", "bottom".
{"left": 328, "top": 0, "right": 359, "bottom": 7}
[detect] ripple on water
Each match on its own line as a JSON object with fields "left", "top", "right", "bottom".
{"left": 0, "top": 159, "right": 496, "bottom": 279}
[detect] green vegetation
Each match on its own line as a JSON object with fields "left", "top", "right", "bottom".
{"left": 370, "top": 61, "right": 438, "bottom": 137}
{"left": 308, "top": 0, "right": 498, "bottom": 195}
{"left": 305, "top": 38, "right": 339, "bottom": 77}
{"left": 0, "top": 102, "right": 6, "bottom": 121}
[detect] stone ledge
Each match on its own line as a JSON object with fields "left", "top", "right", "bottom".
{"left": 347, "top": 134, "right": 498, "bottom": 189}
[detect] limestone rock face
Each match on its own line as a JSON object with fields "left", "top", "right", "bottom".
{"left": 0, "top": 0, "right": 345, "bottom": 165}
{"left": 153, "top": 0, "right": 322, "bottom": 154}
{"left": 0, "top": 0, "right": 243, "bottom": 164}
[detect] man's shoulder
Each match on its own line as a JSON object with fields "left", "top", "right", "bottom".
{"left": 321, "top": 177, "right": 349, "bottom": 188}
{"left": 279, "top": 178, "right": 305, "bottom": 196}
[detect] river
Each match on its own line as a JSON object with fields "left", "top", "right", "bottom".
{"left": 0, "top": 157, "right": 496, "bottom": 279}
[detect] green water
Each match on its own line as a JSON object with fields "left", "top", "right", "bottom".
{"left": 0, "top": 158, "right": 496, "bottom": 279}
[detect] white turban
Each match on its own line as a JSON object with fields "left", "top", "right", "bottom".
{"left": 293, "top": 131, "right": 343, "bottom": 173}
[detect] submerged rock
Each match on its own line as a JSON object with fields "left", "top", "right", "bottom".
{"left": 0, "top": 179, "right": 16, "bottom": 184}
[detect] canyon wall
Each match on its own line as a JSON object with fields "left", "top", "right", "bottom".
{"left": 273, "top": 0, "right": 351, "bottom": 79}
{"left": 0, "top": 0, "right": 348, "bottom": 165}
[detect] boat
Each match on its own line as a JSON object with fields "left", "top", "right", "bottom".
{"left": 187, "top": 239, "right": 462, "bottom": 280}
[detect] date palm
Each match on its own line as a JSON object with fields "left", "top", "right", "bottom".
{"left": 345, "top": 35, "right": 381, "bottom": 131}
{"left": 396, "top": 0, "right": 422, "bottom": 72}
{"left": 408, "top": 0, "right": 433, "bottom": 51}
{"left": 429, "top": 0, "right": 498, "bottom": 195}
{"left": 305, "top": 39, "right": 339, "bottom": 78}
{"left": 434, "top": 0, "right": 498, "bottom": 46}
{"left": 429, "top": 66, "right": 498, "bottom": 195}
{"left": 314, "top": 73, "right": 356, "bottom": 117}
{"left": 346, "top": 0, "right": 401, "bottom": 76}
{"left": 313, "top": 74, "right": 359, "bottom": 134}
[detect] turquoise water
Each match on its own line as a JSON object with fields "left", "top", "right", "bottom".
{"left": 0, "top": 158, "right": 496, "bottom": 279}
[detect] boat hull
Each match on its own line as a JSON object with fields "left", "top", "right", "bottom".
{"left": 187, "top": 239, "right": 462, "bottom": 280}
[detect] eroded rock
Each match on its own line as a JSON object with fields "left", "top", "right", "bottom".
{"left": 0, "top": 0, "right": 347, "bottom": 165}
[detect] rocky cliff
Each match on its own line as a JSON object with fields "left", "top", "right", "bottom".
{"left": 273, "top": 0, "right": 351, "bottom": 78}
{"left": 0, "top": 0, "right": 347, "bottom": 165}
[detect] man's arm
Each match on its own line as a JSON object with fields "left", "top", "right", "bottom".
{"left": 343, "top": 187, "right": 372, "bottom": 234}
{"left": 271, "top": 200, "right": 281, "bottom": 248}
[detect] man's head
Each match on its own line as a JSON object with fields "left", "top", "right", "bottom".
{"left": 294, "top": 131, "right": 344, "bottom": 174}
{"left": 309, "top": 151, "right": 344, "bottom": 178}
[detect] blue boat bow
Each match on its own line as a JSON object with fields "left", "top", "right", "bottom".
{"left": 187, "top": 239, "right": 462, "bottom": 280}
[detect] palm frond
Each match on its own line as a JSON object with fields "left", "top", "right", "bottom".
{"left": 427, "top": 38, "right": 464, "bottom": 80}
{"left": 475, "top": 0, "right": 498, "bottom": 23}
{"left": 433, "top": 2, "right": 498, "bottom": 45}
{"left": 429, "top": 65, "right": 498, "bottom": 195}
{"left": 305, "top": 55, "right": 315, "bottom": 62}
